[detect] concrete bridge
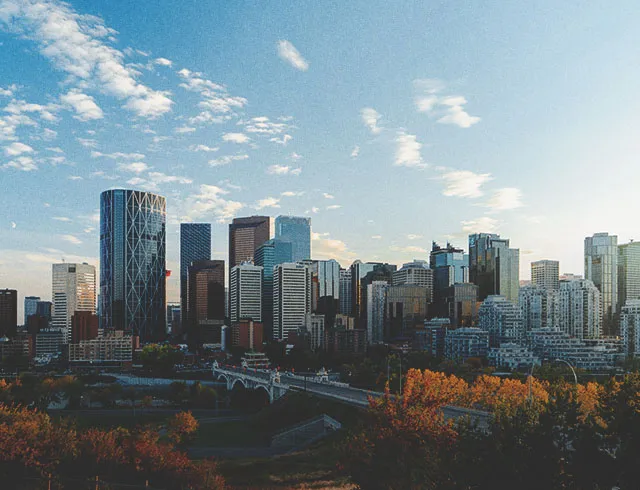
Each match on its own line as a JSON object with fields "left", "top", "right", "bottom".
{"left": 212, "top": 363, "right": 491, "bottom": 429}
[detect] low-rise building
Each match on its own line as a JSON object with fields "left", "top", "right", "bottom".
{"left": 488, "top": 343, "right": 539, "bottom": 370}
{"left": 35, "top": 328, "right": 65, "bottom": 357}
{"left": 324, "top": 328, "right": 367, "bottom": 355}
{"left": 68, "top": 331, "right": 133, "bottom": 367}
{"left": 444, "top": 327, "right": 489, "bottom": 362}
{"left": 414, "top": 318, "right": 452, "bottom": 357}
{"left": 231, "top": 319, "right": 264, "bottom": 352}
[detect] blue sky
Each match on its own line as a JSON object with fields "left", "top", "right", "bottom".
{"left": 1, "top": 0, "right": 640, "bottom": 322}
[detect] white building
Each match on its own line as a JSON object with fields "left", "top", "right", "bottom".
{"left": 519, "top": 284, "right": 559, "bottom": 333}
{"left": 52, "top": 263, "right": 96, "bottom": 343}
{"left": 531, "top": 260, "right": 560, "bottom": 290}
{"left": 366, "top": 281, "right": 388, "bottom": 344}
{"left": 68, "top": 331, "right": 133, "bottom": 365}
{"left": 558, "top": 279, "right": 602, "bottom": 339}
{"left": 444, "top": 327, "right": 489, "bottom": 362}
{"left": 230, "top": 262, "right": 263, "bottom": 324}
{"left": 304, "top": 313, "right": 325, "bottom": 351}
{"left": 273, "top": 262, "right": 312, "bottom": 341}
{"left": 488, "top": 343, "right": 540, "bottom": 370}
{"left": 619, "top": 299, "right": 640, "bottom": 357}
{"left": 478, "top": 295, "right": 524, "bottom": 347}
{"left": 392, "top": 261, "right": 433, "bottom": 302}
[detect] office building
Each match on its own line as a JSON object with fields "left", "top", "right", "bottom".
{"left": 24, "top": 296, "right": 40, "bottom": 323}
{"left": 359, "top": 263, "right": 397, "bottom": 330}
{"left": 339, "top": 268, "right": 352, "bottom": 315}
{"left": 324, "top": 327, "right": 367, "bottom": 355}
{"left": 230, "top": 262, "right": 263, "bottom": 324}
{"left": 68, "top": 331, "right": 133, "bottom": 367}
{"left": 558, "top": 279, "right": 602, "bottom": 339}
{"left": 430, "top": 242, "right": 469, "bottom": 309}
{"left": 0, "top": 289, "right": 17, "bottom": 337}
{"left": 585, "top": 232, "right": 618, "bottom": 335}
{"left": 531, "top": 260, "right": 560, "bottom": 290}
{"left": 100, "top": 189, "right": 166, "bottom": 342}
{"left": 231, "top": 319, "right": 264, "bottom": 351}
{"left": 313, "top": 259, "right": 340, "bottom": 301}
{"left": 229, "top": 216, "right": 270, "bottom": 269}
{"left": 619, "top": 300, "right": 640, "bottom": 357}
{"left": 273, "top": 262, "right": 312, "bottom": 341}
{"left": 254, "top": 239, "right": 292, "bottom": 338}
{"left": 180, "top": 223, "right": 211, "bottom": 328}
{"left": 386, "top": 284, "right": 430, "bottom": 339}
{"left": 35, "top": 329, "right": 65, "bottom": 357}
{"left": 445, "top": 327, "right": 489, "bottom": 362}
{"left": 52, "top": 263, "right": 96, "bottom": 343}
{"left": 275, "top": 216, "right": 311, "bottom": 262}
{"left": 187, "top": 260, "right": 225, "bottom": 345}
{"left": 618, "top": 241, "right": 640, "bottom": 310}
{"left": 519, "top": 284, "right": 559, "bottom": 333}
{"left": 166, "top": 303, "right": 181, "bottom": 336}
{"left": 478, "top": 295, "right": 524, "bottom": 347}
{"left": 71, "top": 311, "right": 99, "bottom": 343}
{"left": 560, "top": 273, "right": 583, "bottom": 281}
{"left": 0, "top": 333, "right": 33, "bottom": 363}
{"left": 305, "top": 313, "right": 325, "bottom": 351}
{"left": 349, "top": 261, "right": 383, "bottom": 320}
{"left": 393, "top": 260, "right": 434, "bottom": 302}
{"left": 36, "top": 301, "right": 52, "bottom": 320}
{"left": 416, "top": 318, "right": 452, "bottom": 357}
{"left": 441, "top": 283, "right": 479, "bottom": 327}
{"left": 469, "top": 233, "right": 520, "bottom": 302}
{"left": 366, "top": 281, "right": 388, "bottom": 344}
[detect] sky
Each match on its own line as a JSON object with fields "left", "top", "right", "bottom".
{"left": 1, "top": 0, "right": 640, "bottom": 323}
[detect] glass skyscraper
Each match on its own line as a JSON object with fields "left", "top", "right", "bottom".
{"left": 100, "top": 189, "right": 166, "bottom": 342}
{"left": 275, "top": 216, "right": 311, "bottom": 262}
{"left": 180, "top": 223, "right": 211, "bottom": 327}
{"left": 618, "top": 241, "right": 640, "bottom": 311}
{"left": 585, "top": 232, "right": 618, "bottom": 335}
{"left": 469, "top": 233, "right": 519, "bottom": 303}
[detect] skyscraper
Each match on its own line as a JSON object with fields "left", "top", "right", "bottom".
{"left": 187, "top": 260, "right": 225, "bottom": 346}
{"left": 366, "top": 281, "right": 388, "bottom": 344}
{"left": 100, "top": 189, "right": 166, "bottom": 342}
{"left": 619, "top": 300, "right": 640, "bottom": 357}
{"left": 618, "top": 241, "right": 640, "bottom": 311}
{"left": 52, "top": 263, "right": 96, "bottom": 343}
{"left": 274, "top": 216, "right": 311, "bottom": 262}
{"left": 469, "top": 233, "right": 519, "bottom": 303}
{"left": 273, "top": 262, "right": 312, "bottom": 340}
{"left": 339, "top": 268, "right": 352, "bottom": 316}
{"left": 229, "top": 216, "right": 270, "bottom": 269}
{"left": 230, "top": 262, "right": 263, "bottom": 324}
{"left": 430, "top": 242, "right": 469, "bottom": 290}
{"left": 0, "top": 289, "right": 17, "bottom": 337}
{"left": 393, "top": 261, "right": 434, "bottom": 301}
{"left": 24, "top": 296, "right": 40, "bottom": 322}
{"left": 531, "top": 260, "right": 560, "bottom": 290}
{"left": 585, "top": 232, "right": 618, "bottom": 334}
{"left": 180, "top": 223, "right": 211, "bottom": 329}
{"left": 254, "top": 239, "right": 292, "bottom": 338}
{"left": 558, "top": 279, "right": 601, "bottom": 339}
{"left": 386, "top": 284, "right": 430, "bottom": 339}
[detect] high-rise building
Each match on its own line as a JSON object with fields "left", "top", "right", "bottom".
{"left": 230, "top": 262, "right": 263, "bottom": 324}
{"left": 442, "top": 283, "right": 479, "bottom": 327}
{"left": 349, "top": 261, "right": 383, "bottom": 319}
{"left": 0, "top": 289, "right": 17, "bottom": 337}
{"left": 366, "top": 281, "right": 388, "bottom": 344}
{"left": 519, "top": 284, "right": 559, "bottom": 333}
{"left": 618, "top": 241, "right": 640, "bottom": 311}
{"left": 273, "top": 262, "right": 312, "bottom": 341}
{"left": 100, "top": 189, "right": 166, "bottom": 342}
{"left": 619, "top": 300, "right": 640, "bottom": 358}
{"left": 313, "top": 259, "right": 340, "bottom": 301}
{"left": 339, "top": 268, "right": 352, "bottom": 315}
{"left": 386, "top": 284, "right": 430, "bottom": 339}
{"left": 229, "top": 216, "right": 270, "bottom": 269}
{"left": 304, "top": 313, "right": 325, "bottom": 351}
{"left": 393, "top": 260, "right": 434, "bottom": 302}
{"left": 469, "top": 233, "right": 520, "bottom": 303}
{"left": 52, "top": 263, "right": 96, "bottom": 343}
{"left": 558, "top": 279, "right": 602, "bottom": 339}
{"left": 231, "top": 319, "right": 264, "bottom": 351}
{"left": 361, "top": 264, "right": 397, "bottom": 331}
{"left": 531, "top": 260, "right": 560, "bottom": 290}
{"left": 166, "top": 303, "right": 181, "bottom": 336}
{"left": 585, "top": 232, "right": 618, "bottom": 335}
{"left": 478, "top": 295, "right": 524, "bottom": 347}
{"left": 430, "top": 242, "right": 469, "bottom": 300}
{"left": 71, "top": 311, "right": 99, "bottom": 343}
{"left": 180, "top": 223, "right": 211, "bottom": 329}
{"left": 24, "top": 296, "right": 40, "bottom": 323}
{"left": 275, "top": 216, "right": 311, "bottom": 262}
{"left": 254, "top": 239, "right": 292, "bottom": 339}
{"left": 187, "top": 260, "right": 225, "bottom": 345}
{"left": 36, "top": 301, "right": 52, "bottom": 320}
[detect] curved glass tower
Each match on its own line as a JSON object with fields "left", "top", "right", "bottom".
{"left": 100, "top": 189, "right": 166, "bottom": 342}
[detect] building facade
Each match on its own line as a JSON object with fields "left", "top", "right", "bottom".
{"left": 366, "top": 281, "right": 388, "bottom": 344}
{"left": 0, "top": 289, "right": 17, "bottom": 337}
{"left": 519, "top": 284, "right": 559, "bottom": 333}
{"left": 230, "top": 262, "right": 263, "bottom": 324}
{"left": 445, "top": 327, "right": 489, "bottom": 362}
{"left": 478, "top": 295, "right": 524, "bottom": 347}
{"left": 393, "top": 261, "right": 434, "bottom": 302}
{"left": 441, "top": 283, "right": 479, "bottom": 327}
{"left": 469, "top": 233, "right": 520, "bottom": 303}
{"left": 24, "top": 296, "right": 40, "bottom": 323}
{"left": 52, "top": 263, "right": 96, "bottom": 343}
{"left": 430, "top": 242, "right": 469, "bottom": 305}
{"left": 619, "top": 300, "right": 640, "bottom": 357}
{"left": 558, "top": 279, "right": 602, "bottom": 339}
{"left": 531, "top": 260, "right": 560, "bottom": 290}
{"left": 585, "top": 232, "right": 618, "bottom": 335}
{"left": 229, "top": 216, "right": 270, "bottom": 269}
{"left": 71, "top": 311, "right": 99, "bottom": 343}
{"left": 180, "top": 223, "right": 211, "bottom": 329}
{"left": 304, "top": 313, "right": 325, "bottom": 351}
{"left": 274, "top": 216, "right": 311, "bottom": 262}
{"left": 100, "top": 189, "right": 166, "bottom": 341}
{"left": 187, "top": 260, "right": 225, "bottom": 345}
{"left": 339, "top": 268, "right": 353, "bottom": 315}
{"left": 618, "top": 241, "right": 640, "bottom": 312}
{"left": 386, "top": 284, "right": 430, "bottom": 339}
{"left": 231, "top": 319, "right": 264, "bottom": 351}
{"left": 273, "top": 262, "right": 312, "bottom": 341}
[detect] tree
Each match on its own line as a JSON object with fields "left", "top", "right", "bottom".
{"left": 139, "top": 344, "right": 184, "bottom": 375}
{"left": 167, "top": 411, "right": 199, "bottom": 445}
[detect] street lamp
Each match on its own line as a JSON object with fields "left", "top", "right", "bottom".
{"left": 554, "top": 358, "right": 578, "bottom": 385}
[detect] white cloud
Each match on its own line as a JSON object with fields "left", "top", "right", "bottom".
{"left": 371, "top": 235, "right": 382, "bottom": 239}
{"left": 154, "top": 57, "right": 172, "bottom": 67}
{"left": 175, "top": 126, "right": 196, "bottom": 134}
{"left": 91, "top": 151, "right": 146, "bottom": 160}
{"left": 326, "top": 204, "right": 342, "bottom": 210}
{"left": 281, "top": 191, "right": 304, "bottom": 197}
{"left": 117, "top": 161, "right": 148, "bottom": 173}
{"left": 414, "top": 79, "right": 480, "bottom": 128}
{"left": 243, "top": 116, "right": 291, "bottom": 135}
{"left": 222, "top": 132, "right": 249, "bottom": 144}
{"left": 11, "top": 221, "right": 17, "bottom": 229}
{"left": 182, "top": 184, "right": 244, "bottom": 224}
{"left": 4, "top": 99, "right": 58, "bottom": 122}
{"left": 147, "top": 172, "right": 192, "bottom": 185}
{"left": 60, "top": 90, "right": 104, "bottom": 121}
{"left": 440, "top": 169, "right": 492, "bottom": 198}
{"left": 53, "top": 216, "right": 72, "bottom": 222}
{"left": 77, "top": 138, "right": 98, "bottom": 148}
{"left": 483, "top": 187, "right": 524, "bottom": 211}
{"left": 323, "top": 193, "right": 334, "bottom": 199}
{"left": 47, "top": 147, "right": 64, "bottom": 153}
{"left": 311, "top": 232, "right": 355, "bottom": 265}
{"left": 0, "top": 0, "right": 173, "bottom": 117}
{"left": 267, "top": 164, "right": 301, "bottom": 175}
{"left": 0, "top": 84, "right": 17, "bottom": 97}
{"left": 209, "top": 154, "right": 249, "bottom": 167}
{"left": 394, "top": 132, "right": 426, "bottom": 168}
{"left": 254, "top": 197, "right": 281, "bottom": 210}
{"left": 390, "top": 245, "right": 428, "bottom": 254}
{"left": 269, "top": 134, "right": 292, "bottom": 145}
{"left": 188, "top": 111, "right": 231, "bottom": 125}
{"left": 59, "top": 234, "right": 82, "bottom": 245}
{"left": 351, "top": 145, "right": 360, "bottom": 158}
{"left": 310, "top": 207, "right": 319, "bottom": 213}
{"left": 189, "top": 144, "right": 219, "bottom": 152}
{"left": 177, "top": 68, "right": 246, "bottom": 114}
{"left": 2, "top": 156, "right": 37, "bottom": 171}
{"left": 48, "top": 155, "right": 65, "bottom": 165}
{"left": 460, "top": 216, "right": 500, "bottom": 234}
{"left": 4, "top": 141, "right": 34, "bottom": 156}
{"left": 277, "top": 40, "right": 309, "bottom": 71}
{"left": 290, "top": 152, "right": 302, "bottom": 161}
{"left": 361, "top": 107, "right": 382, "bottom": 135}
{"left": 42, "top": 128, "right": 57, "bottom": 140}
{"left": 68, "top": 175, "right": 82, "bottom": 180}
{"left": 407, "top": 234, "right": 422, "bottom": 240}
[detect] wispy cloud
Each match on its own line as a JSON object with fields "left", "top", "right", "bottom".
{"left": 254, "top": 197, "right": 281, "bottom": 210}
{"left": 326, "top": 204, "right": 342, "bottom": 210}
{"left": 117, "top": 161, "right": 149, "bottom": 173}
{"left": 2, "top": 156, "right": 37, "bottom": 171}
{"left": 222, "top": 132, "right": 250, "bottom": 144}
{"left": 440, "top": 169, "right": 492, "bottom": 198}
{"left": 154, "top": 57, "right": 172, "bottom": 67}
{"left": 209, "top": 154, "right": 249, "bottom": 167}
{"left": 483, "top": 187, "right": 524, "bottom": 211}
{"left": 59, "top": 234, "right": 82, "bottom": 245}
{"left": 177, "top": 68, "right": 246, "bottom": 114}
{"left": 4, "top": 141, "right": 34, "bottom": 156}
{"left": 323, "top": 193, "right": 334, "bottom": 199}
{"left": 460, "top": 216, "right": 500, "bottom": 234}
{"left": 281, "top": 191, "right": 304, "bottom": 197}
{"left": 189, "top": 144, "right": 219, "bottom": 152}
{"left": 53, "top": 216, "right": 72, "bottom": 222}
{"left": 182, "top": 184, "right": 244, "bottom": 224}
{"left": 60, "top": 90, "right": 104, "bottom": 121}
{"left": 407, "top": 234, "right": 422, "bottom": 240}
{"left": 361, "top": 107, "right": 382, "bottom": 135}
{"left": 91, "top": 151, "right": 146, "bottom": 160}
{"left": 267, "top": 164, "right": 301, "bottom": 176}
{"left": 394, "top": 132, "right": 426, "bottom": 168}
{"left": 277, "top": 40, "right": 309, "bottom": 71}
{"left": 174, "top": 126, "right": 196, "bottom": 134}
{"left": 351, "top": 145, "right": 360, "bottom": 158}
{"left": 414, "top": 79, "right": 480, "bottom": 128}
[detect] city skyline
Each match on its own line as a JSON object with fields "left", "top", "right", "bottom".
{"left": 3, "top": 1, "right": 640, "bottom": 323}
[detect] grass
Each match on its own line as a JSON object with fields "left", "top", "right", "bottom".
{"left": 191, "top": 420, "right": 268, "bottom": 448}
{"left": 54, "top": 411, "right": 172, "bottom": 430}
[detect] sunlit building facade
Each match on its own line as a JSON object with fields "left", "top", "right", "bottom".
{"left": 52, "top": 263, "right": 96, "bottom": 344}
{"left": 585, "top": 232, "right": 618, "bottom": 335}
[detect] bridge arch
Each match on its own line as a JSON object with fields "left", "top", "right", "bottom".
{"left": 254, "top": 384, "right": 272, "bottom": 405}
{"left": 230, "top": 378, "right": 247, "bottom": 391}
